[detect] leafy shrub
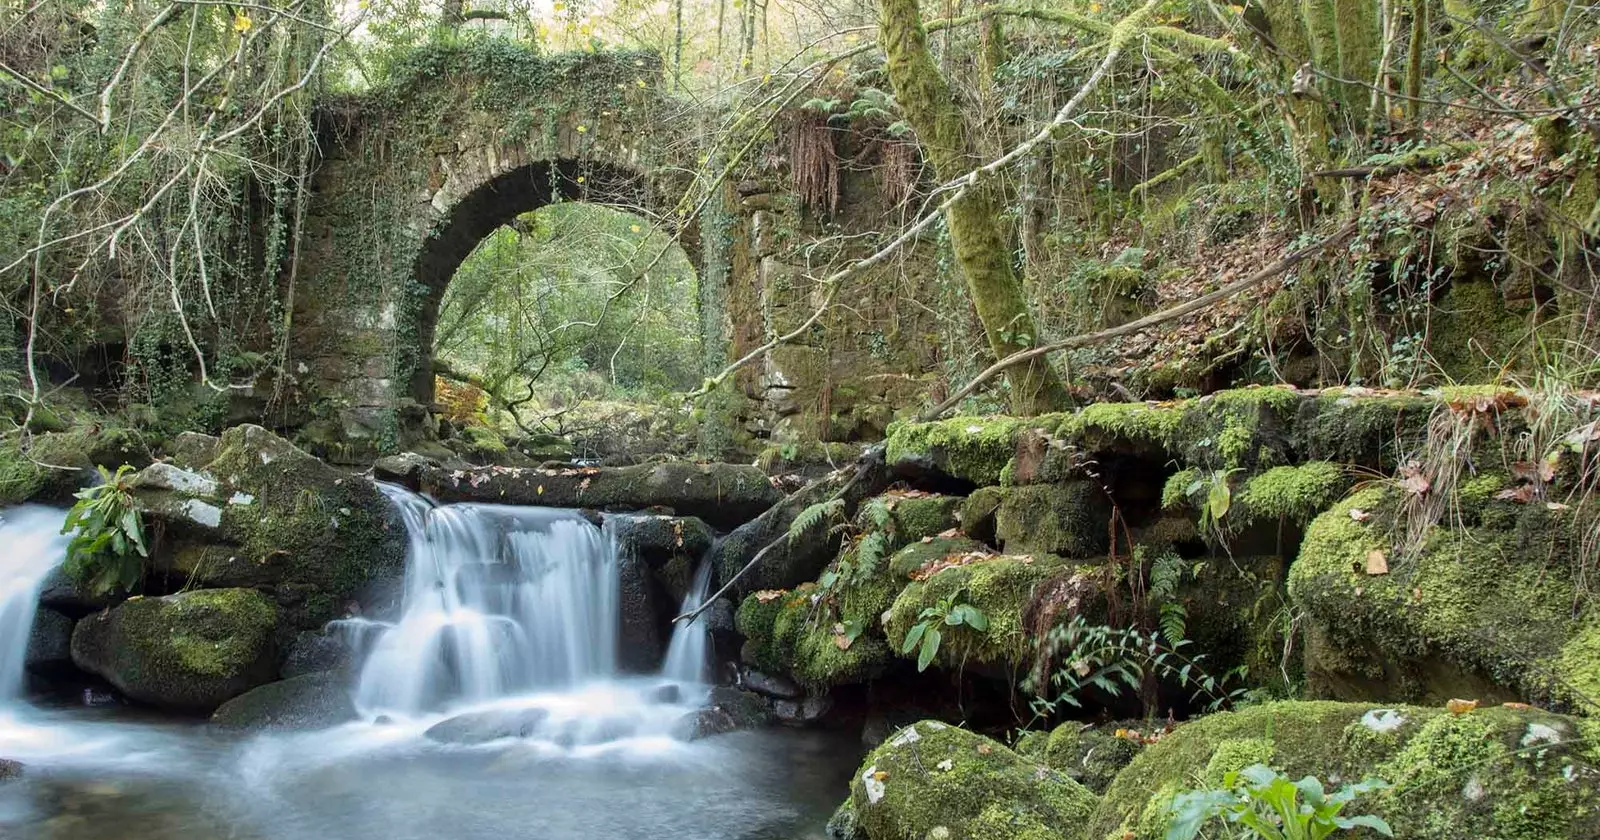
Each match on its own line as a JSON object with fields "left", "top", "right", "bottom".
{"left": 1166, "top": 764, "right": 1392, "bottom": 840}
{"left": 61, "top": 465, "right": 148, "bottom": 595}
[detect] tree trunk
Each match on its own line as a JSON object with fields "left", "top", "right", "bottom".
{"left": 877, "top": 0, "right": 1071, "bottom": 415}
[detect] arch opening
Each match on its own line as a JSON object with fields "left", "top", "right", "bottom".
{"left": 416, "top": 161, "right": 699, "bottom": 436}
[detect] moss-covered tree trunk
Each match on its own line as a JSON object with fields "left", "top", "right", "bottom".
{"left": 877, "top": 0, "right": 1071, "bottom": 415}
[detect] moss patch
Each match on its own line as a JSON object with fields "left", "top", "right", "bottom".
{"left": 1235, "top": 461, "right": 1349, "bottom": 524}
{"left": 885, "top": 416, "right": 1036, "bottom": 486}
{"left": 885, "top": 555, "right": 1066, "bottom": 670}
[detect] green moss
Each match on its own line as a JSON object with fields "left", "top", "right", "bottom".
{"left": 1161, "top": 468, "right": 1199, "bottom": 510}
{"left": 1201, "top": 737, "right": 1276, "bottom": 785}
{"left": 849, "top": 721, "right": 1096, "bottom": 840}
{"left": 1289, "top": 485, "right": 1592, "bottom": 708}
{"left": 1429, "top": 283, "right": 1531, "bottom": 382}
{"left": 736, "top": 582, "right": 892, "bottom": 689}
{"left": 884, "top": 555, "right": 1065, "bottom": 669}
{"left": 1091, "top": 701, "right": 1600, "bottom": 840}
{"left": 885, "top": 416, "right": 1034, "bottom": 486}
{"left": 1038, "top": 723, "right": 1145, "bottom": 793}
{"left": 1235, "top": 461, "right": 1349, "bottom": 524}
{"left": 1297, "top": 389, "right": 1435, "bottom": 470}
{"left": 1056, "top": 401, "right": 1183, "bottom": 456}
{"left": 889, "top": 494, "right": 962, "bottom": 543}
{"left": 994, "top": 483, "right": 1110, "bottom": 558}
{"left": 959, "top": 486, "right": 1005, "bottom": 542}
{"left": 1175, "top": 387, "right": 1304, "bottom": 471}
{"left": 886, "top": 537, "right": 987, "bottom": 580}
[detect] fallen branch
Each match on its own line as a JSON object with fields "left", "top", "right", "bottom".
{"left": 919, "top": 221, "right": 1360, "bottom": 421}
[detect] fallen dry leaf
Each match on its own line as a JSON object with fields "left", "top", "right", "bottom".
{"left": 1349, "top": 508, "right": 1371, "bottom": 522}
{"left": 1365, "top": 549, "right": 1389, "bottom": 575}
{"left": 1446, "top": 698, "right": 1479, "bottom": 715}
{"left": 754, "top": 590, "right": 787, "bottom": 603}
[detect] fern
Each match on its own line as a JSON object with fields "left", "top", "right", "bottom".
{"left": 1159, "top": 602, "right": 1189, "bottom": 643}
{"left": 788, "top": 498, "right": 844, "bottom": 546}
{"left": 856, "top": 530, "right": 888, "bottom": 579}
{"left": 1149, "top": 550, "right": 1189, "bottom": 641}
{"left": 864, "top": 497, "right": 893, "bottom": 530}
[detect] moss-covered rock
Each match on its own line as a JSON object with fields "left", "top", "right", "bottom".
{"left": 71, "top": 589, "right": 279, "bottom": 713}
{"left": 421, "top": 460, "right": 782, "bottom": 528}
{"left": 1091, "top": 701, "right": 1600, "bottom": 840}
{"left": 885, "top": 416, "right": 1040, "bottom": 486}
{"left": 1289, "top": 485, "right": 1597, "bottom": 708}
{"left": 885, "top": 536, "right": 988, "bottom": 580}
{"left": 885, "top": 493, "right": 962, "bottom": 543}
{"left": 1233, "top": 461, "right": 1350, "bottom": 525}
{"left": 994, "top": 482, "right": 1111, "bottom": 558}
{"left": 138, "top": 424, "right": 406, "bottom": 633}
{"left": 958, "top": 486, "right": 1004, "bottom": 544}
{"left": 735, "top": 585, "right": 893, "bottom": 689}
{"left": 884, "top": 555, "right": 1067, "bottom": 670}
{"left": 846, "top": 720, "right": 1097, "bottom": 840}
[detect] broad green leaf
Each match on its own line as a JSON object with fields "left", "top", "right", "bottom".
{"left": 901, "top": 622, "right": 926, "bottom": 655}
{"left": 917, "top": 627, "right": 941, "bottom": 672}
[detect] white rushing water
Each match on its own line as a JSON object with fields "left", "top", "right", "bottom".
{"left": 352, "top": 485, "right": 624, "bottom": 716}
{"left": 0, "top": 506, "right": 69, "bottom": 703}
{"left": 661, "top": 559, "right": 713, "bottom": 684}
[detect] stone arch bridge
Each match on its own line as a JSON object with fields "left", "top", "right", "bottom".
{"left": 283, "top": 44, "right": 939, "bottom": 457}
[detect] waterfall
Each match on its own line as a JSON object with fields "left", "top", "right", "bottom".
{"left": 0, "top": 505, "right": 70, "bottom": 703}
{"left": 660, "top": 560, "right": 713, "bottom": 684}
{"left": 353, "top": 485, "right": 621, "bottom": 717}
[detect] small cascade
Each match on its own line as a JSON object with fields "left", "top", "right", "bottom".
{"left": 660, "top": 560, "right": 713, "bottom": 684}
{"left": 352, "top": 485, "right": 620, "bottom": 717}
{"left": 0, "top": 505, "right": 69, "bottom": 703}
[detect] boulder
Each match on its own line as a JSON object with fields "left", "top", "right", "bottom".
{"left": 166, "top": 432, "right": 221, "bottom": 471}
{"left": 1015, "top": 721, "right": 1145, "bottom": 794}
{"left": 134, "top": 424, "right": 407, "bottom": 633}
{"left": 25, "top": 607, "right": 74, "bottom": 675}
{"left": 419, "top": 462, "right": 782, "bottom": 528}
{"left": 843, "top": 721, "right": 1097, "bottom": 840}
{"left": 423, "top": 708, "right": 552, "bottom": 744}
{"left": 280, "top": 630, "right": 351, "bottom": 679}
{"left": 1091, "top": 701, "right": 1600, "bottom": 840}
{"left": 884, "top": 554, "right": 1070, "bottom": 672}
{"left": 994, "top": 482, "right": 1111, "bottom": 558}
{"left": 70, "top": 589, "right": 279, "bottom": 713}
{"left": 210, "top": 672, "right": 357, "bottom": 731}
{"left": 740, "top": 668, "right": 803, "bottom": 700}
{"left": 772, "top": 693, "right": 833, "bottom": 726}
{"left": 608, "top": 514, "right": 714, "bottom": 604}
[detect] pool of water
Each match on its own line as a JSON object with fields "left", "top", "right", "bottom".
{"left": 0, "top": 706, "right": 860, "bottom": 840}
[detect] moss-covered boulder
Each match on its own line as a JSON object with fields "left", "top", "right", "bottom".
{"left": 1091, "top": 701, "right": 1600, "bottom": 840}
{"left": 1289, "top": 484, "right": 1598, "bottom": 708}
{"left": 419, "top": 461, "right": 782, "bottom": 528}
{"left": 885, "top": 536, "right": 989, "bottom": 580}
{"left": 71, "top": 589, "right": 280, "bottom": 713}
{"left": 135, "top": 424, "right": 406, "bottom": 633}
{"left": 884, "top": 555, "right": 1069, "bottom": 671}
{"left": 879, "top": 493, "right": 963, "bottom": 543}
{"left": 886, "top": 416, "right": 1044, "bottom": 486}
{"left": 845, "top": 720, "right": 1097, "bottom": 840}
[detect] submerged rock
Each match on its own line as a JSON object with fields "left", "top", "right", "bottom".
{"left": 211, "top": 672, "right": 357, "bottom": 731}
{"left": 843, "top": 720, "right": 1096, "bottom": 840}
{"left": 671, "top": 686, "right": 773, "bottom": 741}
{"left": 70, "top": 588, "right": 279, "bottom": 713}
{"left": 280, "top": 630, "right": 351, "bottom": 679}
{"left": 1092, "top": 700, "right": 1600, "bottom": 840}
{"left": 423, "top": 708, "right": 553, "bottom": 744}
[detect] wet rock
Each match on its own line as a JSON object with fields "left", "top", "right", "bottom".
{"left": 281, "top": 630, "right": 351, "bottom": 679}
{"left": 211, "top": 672, "right": 357, "bottom": 731}
{"left": 0, "top": 759, "right": 22, "bottom": 782}
{"left": 826, "top": 800, "right": 865, "bottom": 840}
{"left": 616, "top": 551, "right": 664, "bottom": 673}
{"left": 419, "top": 462, "right": 782, "bottom": 529}
{"left": 26, "top": 607, "right": 74, "bottom": 675}
{"left": 648, "top": 683, "right": 683, "bottom": 704}
{"left": 740, "top": 668, "right": 803, "bottom": 700}
{"left": 372, "top": 452, "right": 434, "bottom": 489}
{"left": 71, "top": 588, "right": 280, "bottom": 713}
{"left": 37, "top": 566, "right": 116, "bottom": 616}
{"left": 671, "top": 686, "right": 773, "bottom": 741}
{"left": 772, "top": 693, "right": 833, "bottom": 726}
{"left": 424, "top": 708, "right": 552, "bottom": 744}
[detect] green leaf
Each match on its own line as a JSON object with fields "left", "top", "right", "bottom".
{"left": 901, "top": 622, "right": 926, "bottom": 655}
{"left": 917, "top": 627, "right": 941, "bottom": 672}
{"left": 1335, "top": 815, "right": 1393, "bottom": 836}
